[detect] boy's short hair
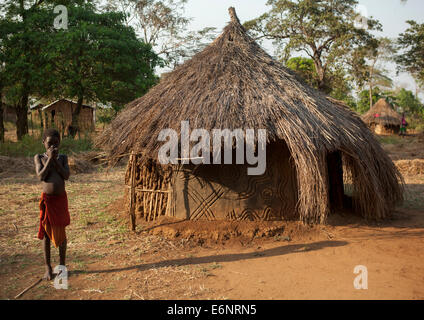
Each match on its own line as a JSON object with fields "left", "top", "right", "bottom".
{"left": 42, "top": 128, "right": 61, "bottom": 142}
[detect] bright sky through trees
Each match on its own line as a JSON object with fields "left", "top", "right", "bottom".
{"left": 182, "top": 0, "right": 424, "bottom": 98}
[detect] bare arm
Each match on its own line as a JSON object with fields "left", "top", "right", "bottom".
{"left": 34, "top": 154, "right": 53, "bottom": 181}
{"left": 52, "top": 155, "right": 70, "bottom": 180}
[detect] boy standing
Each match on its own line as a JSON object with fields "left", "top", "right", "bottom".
{"left": 34, "top": 129, "right": 70, "bottom": 280}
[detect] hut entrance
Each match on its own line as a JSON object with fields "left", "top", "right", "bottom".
{"left": 327, "top": 150, "right": 345, "bottom": 211}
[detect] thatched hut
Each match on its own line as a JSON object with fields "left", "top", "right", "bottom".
{"left": 362, "top": 99, "right": 402, "bottom": 135}
{"left": 96, "top": 8, "right": 403, "bottom": 228}
{"left": 30, "top": 99, "right": 95, "bottom": 136}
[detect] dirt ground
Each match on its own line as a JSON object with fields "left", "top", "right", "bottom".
{"left": 0, "top": 135, "right": 423, "bottom": 300}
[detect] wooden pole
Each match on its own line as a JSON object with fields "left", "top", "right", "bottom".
{"left": 129, "top": 151, "right": 137, "bottom": 231}
{"left": 143, "top": 193, "right": 147, "bottom": 220}
{"left": 152, "top": 192, "right": 158, "bottom": 221}
{"left": 147, "top": 192, "right": 153, "bottom": 221}
{"left": 165, "top": 183, "right": 172, "bottom": 217}
{"left": 158, "top": 193, "right": 163, "bottom": 217}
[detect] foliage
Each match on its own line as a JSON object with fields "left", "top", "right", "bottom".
{"left": 286, "top": 56, "right": 355, "bottom": 109}
{"left": 0, "top": 0, "right": 161, "bottom": 138}
{"left": 48, "top": 1, "right": 161, "bottom": 108}
{"left": 356, "top": 88, "right": 382, "bottom": 114}
{"left": 394, "top": 88, "right": 423, "bottom": 115}
{"left": 0, "top": 0, "right": 57, "bottom": 139}
{"left": 286, "top": 57, "right": 318, "bottom": 87}
{"left": 244, "top": 0, "right": 381, "bottom": 93}
{"left": 396, "top": 20, "right": 424, "bottom": 86}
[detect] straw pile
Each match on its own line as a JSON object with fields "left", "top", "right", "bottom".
{"left": 395, "top": 159, "right": 424, "bottom": 176}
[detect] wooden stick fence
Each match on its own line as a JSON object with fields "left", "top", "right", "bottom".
{"left": 126, "top": 151, "right": 172, "bottom": 230}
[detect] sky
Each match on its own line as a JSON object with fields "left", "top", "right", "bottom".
{"left": 181, "top": 0, "right": 424, "bottom": 99}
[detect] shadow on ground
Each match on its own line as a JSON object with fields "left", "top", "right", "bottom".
{"left": 71, "top": 240, "right": 348, "bottom": 276}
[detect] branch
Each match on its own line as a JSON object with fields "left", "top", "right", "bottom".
{"left": 253, "top": 33, "right": 290, "bottom": 41}
{"left": 317, "top": 36, "right": 336, "bottom": 54}
{"left": 32, "top": 0, "right": 44, "bottom": 9}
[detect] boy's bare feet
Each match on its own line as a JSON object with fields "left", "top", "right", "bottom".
{"left": 43, "top": 265, "right": 53, "bottom": 280}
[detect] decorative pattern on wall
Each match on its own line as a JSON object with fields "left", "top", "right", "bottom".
{"left": 173, "top": 141, "right": 298, "bottom": 221}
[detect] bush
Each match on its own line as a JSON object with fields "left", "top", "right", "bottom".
{"left": 0, "top": 134, "right": 94, "bottom": 157}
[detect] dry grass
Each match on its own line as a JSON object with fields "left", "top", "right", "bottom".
{"left": 395, "top": 159, "right": 424, "bottom": 176}
{"left": 0, "top": 166, "right": 221, "bottom": 300}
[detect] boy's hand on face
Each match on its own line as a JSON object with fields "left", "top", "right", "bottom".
{"left": 46, "top": 146, "right": 55, "bottom": 159}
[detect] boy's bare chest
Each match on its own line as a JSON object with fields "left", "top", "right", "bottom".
{"left": 41, "top": 154, "right": 64, "bottom": 166}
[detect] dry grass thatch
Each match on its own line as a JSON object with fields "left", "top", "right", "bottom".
{"left": 361, "top": 98, "right": 402, "bottom": 127}
{"left": 95, "top": 7, "right": 403, "bottom": 223}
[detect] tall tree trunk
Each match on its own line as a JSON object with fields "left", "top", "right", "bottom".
{"left": 313, "top": 59, "right": 327, "bottom": 93}
{"left": 16, "top": 92, "right": 29, "bottom": 140}
{"left": 0, "top": 94, "right": 4, "bottom": 143}
{"left": 369, "top": 64, "right": 375, "bottom": 110}
{"left": 16, "top": 107, "right": 29, "bottom": 141}
{"left": 69, "top": 96, "right": 83, "bottom": 138}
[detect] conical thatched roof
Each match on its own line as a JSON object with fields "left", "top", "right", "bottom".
{"left": 96, "top": 8, "right": 403, "bottom": 223}
{"left": 362, "top": 98, "right": 402, "bottom": 127}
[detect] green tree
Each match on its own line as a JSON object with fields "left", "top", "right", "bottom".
{"left": 0, "top": 18, "right": 7, "bottom": 143}
{"left": 48, "top": 1, "right": 161, "bottom": 137}
{"left": 356, "top": 88, "right": 383, "bottom": 114}
{"left": 395, "top": 88, "right": 422, "bottom": 115}
{"left": 354, "top": 37, "right": 394, "bottom": 110}
{"left": 396, "top": 21, "right": 424, "bottom": 87}
{"left": 286, "top": 56, "right": 355, "bottom": 108}
{"left": 0, "top": 0, "right": 55, "bottom": 140}
{"left": 244, "top": 0, "right": 381, "bottom": 93}
{"left": 286, "top": 57, "right": 318, "bottom": 87}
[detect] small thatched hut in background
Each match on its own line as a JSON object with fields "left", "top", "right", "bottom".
{"left": 362, "top": 98, "right": 402, "bottom": 135}
{"left": 96, "top": 8, "right": 403, "bottom": 228}
{"left": 30, "top": 99, "right": 95, "bottom": 137}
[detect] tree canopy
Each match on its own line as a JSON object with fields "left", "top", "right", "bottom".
{"left": 397, "top": 20, "right": 424, "bottom": 87}
{"left": 244, "top": 0, "right": 381, "bottom": 93}
{"left": 0, "top": 0, "right": 160, "bottom": 139}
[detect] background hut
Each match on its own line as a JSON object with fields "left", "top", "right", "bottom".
{"left": 362, "top": 98, "right": 402, "bottom": 135}
{"left": 31, "top": 99, "right": 95, "bottom": 137}
{"left": 2, "top": 104, "right": 16, "bottom": 123}
{"left": 29, "top": 101, "right": 45, "bottom": 133}
{"left": 96, "top": 8, "right": 403, "bottom": 228}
